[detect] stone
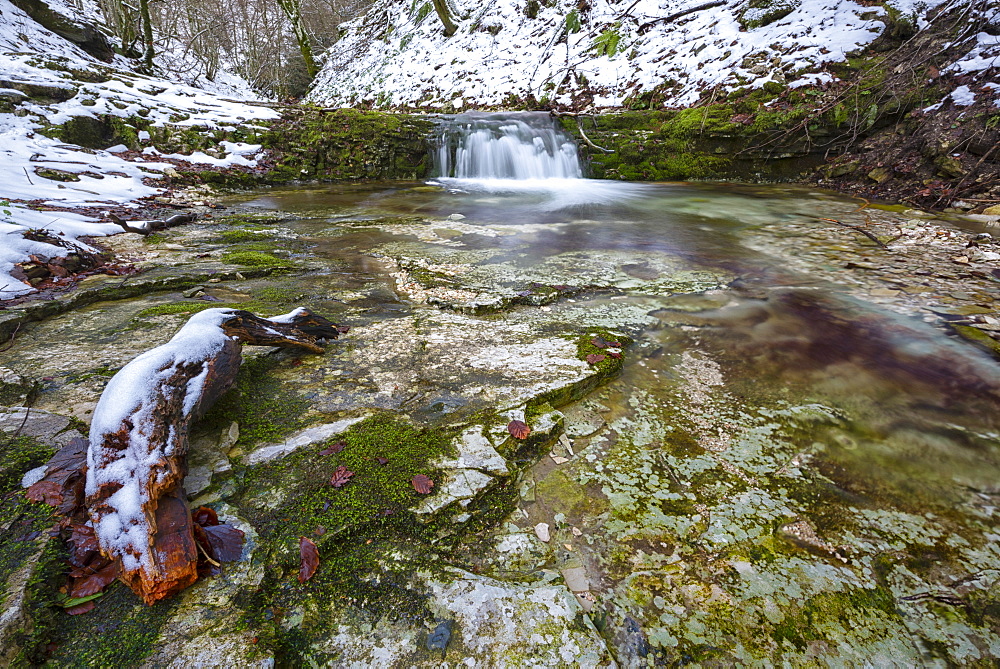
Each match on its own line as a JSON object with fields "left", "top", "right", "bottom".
{"left": 434, "top": 425, "right": 508, "bottom": 475}
{"left": 534, "top": 522, "right": 551, "bottom": 543}
{"left": 414, "top": 469, "right": 495, "bottom": 516}
{"left": 243, "top": 416, "right": 366, "bottom": 464}
{"left": 867, "top": 167, "right": 893, "bottom": 183}
{"left": 983, "top": 205, "right": 1000, "bottom": 216}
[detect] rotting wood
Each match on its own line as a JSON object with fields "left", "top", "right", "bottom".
{"left": 85, "top": 307, "right": 345, "bottom": 604}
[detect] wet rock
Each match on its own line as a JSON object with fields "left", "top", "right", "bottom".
{"left": 0, "top": 368, "right": 36, "bottom": 406}
{"left": 563, "top": 405, "right": 606, "bottom": 438}
{"left": 0, "top": 407, "right": 77, "bottom": 446}
{"left": 242, "top": 416, "right": 366, "bottom": 464}
{"left": 414, "top": 469, "right": 495, "bottom": 517}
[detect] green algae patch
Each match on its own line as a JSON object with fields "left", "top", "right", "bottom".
{"left": 221, "top": 250, "right": 294, "bottom": 268}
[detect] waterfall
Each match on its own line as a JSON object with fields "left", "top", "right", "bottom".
{"left": 434, "top": 112, "right": 583, "bottom": 180}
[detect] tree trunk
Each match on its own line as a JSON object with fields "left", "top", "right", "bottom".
{"left": 86, "top": 308, "right": 344, "bottom": 604}
{"left": 431, "top": 0, "right": 458, "bottom": 37}
{"left": 139, "top": 0, "right": 155, "bottom": 71}
{"left": 276, "top": 0, "right": 319, "bottom": 79}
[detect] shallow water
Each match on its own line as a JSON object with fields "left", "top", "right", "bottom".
{"left": 230, "top": 178, "right": 1000, "bottom": 660}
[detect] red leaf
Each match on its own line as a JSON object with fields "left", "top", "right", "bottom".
{"left": 65, "top": 601, "right": 95, "bottom": 615}
{"left": 319, "top": 441, "right": 346, "bottom": 456}
{"left": 606, "top": 350, "right": 622, "bottom": 359}
{"left": 411, "top": 474, "right": 434, "bottom": 494}
{"left": 70, "top": 562, "right": 118, "bottom": 598}
{"left": 591, "top": 336, "right": 609, "bottom": 349}
{"left": 329, "top": 465, "right": 355, "bottom": 488}
{"left": 193, "top": 506, "right": 219, "bottom": 527}
{"left": 507, "top": 420, "right": 531, "bottom": 440}
{"left": 298, "top": 537, "right": 319, "bottom": 583}
{"left": 204, "top": 524, "right": 245, "bottom": 562}
{"left": 586, "top": 354, "right": 606, "bottom": 365}
{"left": 606, "top": 341, "right": 621, "bottom": 348}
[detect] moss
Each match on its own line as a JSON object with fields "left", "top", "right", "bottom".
{"left": 950, "top": 324, "right": 1000, "bottom": 360}
{"left": 221, "top": 250, "right": 294, "bottom": 268}
{"left": 0, "top": 435, "right": 57, "bottom": 494}
{"left": 201, "top": 354, "right": 312, "bottom": 449}
{"left": 218, "top": 229, "right": 273, "bottom": 243}
{"left": 43, "top": 584, "right": 178, "bottom": 666}
{"left": 261, "top": 109, "right": 433, "bottom": 182}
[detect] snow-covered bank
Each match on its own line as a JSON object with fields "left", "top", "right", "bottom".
{"left": 0, "top": 0, "right": 279, "bottom": 299}
{"left": 309, "top": 0, "right": 997, "bottom": 112}
{"left": 309, "top": 0, "right": 891, "bottom": 108}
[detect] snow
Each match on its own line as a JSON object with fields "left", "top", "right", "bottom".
{"left": 950, "top": 84, "right": 976, "bottom": 106}
{"left": 947, "top": 31, "right": 1000, "bottom": 75}
{"left": 0, "top": 0, "right": 279, "bottom": 298}
{"left": 310, "top": 0, "right": 890, "bottom": 109}
{"left": 86, "top": 308, "right": 239, "bottom": 571}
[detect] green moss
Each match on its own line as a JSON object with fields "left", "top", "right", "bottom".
{"left": 43, "top": 584, "right": 178, "bottom": 666}
{"left": 202, "top": 354, "right": 312, "bottom": 449}
{"left": 219, "top": 229, "right": 273, "bottom": 243}
{"left": 221, "top": 250, "right": 294, "bottom": 268}
{"left": 0, "top": 435, "right": 57, "bottom": 494}
{"left": 261, "top": 109, "right": 433, "bottom": 182}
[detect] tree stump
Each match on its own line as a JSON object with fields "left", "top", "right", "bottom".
{"left": 85, "top": 307, "right": 344, "bottom": 604}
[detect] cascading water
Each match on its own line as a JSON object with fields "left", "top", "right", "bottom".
{"left": 433, "top": 112, "right": 583, "bottom": 180}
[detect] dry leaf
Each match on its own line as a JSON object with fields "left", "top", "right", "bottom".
{"left": 192, "top": 506, "right": 219, "bottom": 527}
{"left": 329, "top": 465, "right": 355, "bottom": 488}
{"left": 606, "top": 350, "right": 622, "bottom": 359}
{"left": 411, "top": 474, "right": 434, "bottom": 494}
{"left": 298, "top": 537, "right": 319, "bottom": 583}
{"left": 203, "top": 524, "right": 245, "bottom": 562}
{"left": 70, "top": 563, "right": 118, "bottom": 598}
{"left": 591, "top": 336, "right": 609, "bottom": 349}
{"left": 319, "top": 441, "right": 346, "bottom": 456}
{"left": 507, "top": 420, "right": 531, "bottom": 440}
{"left": 586, "top": 354, "right": 606, "bottom": 365}
{"left": 65, "top": 601, "right": 96, "bottom": 616}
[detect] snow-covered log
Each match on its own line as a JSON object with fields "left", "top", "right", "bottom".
{"left": 86, "top": 307, "right": 344, "bottom": 604}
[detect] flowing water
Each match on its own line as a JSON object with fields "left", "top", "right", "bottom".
{"left": 9, "top": 115, "right": 1000, "bottom": 664}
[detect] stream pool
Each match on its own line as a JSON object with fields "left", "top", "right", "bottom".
{"left": 7, "top": 178, "right": 1000, "bottom": 665}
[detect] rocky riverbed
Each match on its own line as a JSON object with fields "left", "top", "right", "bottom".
{"left": 0, "top": 181, "right": 998, "bottom": 666}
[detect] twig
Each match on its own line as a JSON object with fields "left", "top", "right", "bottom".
{"left": 22, "top": 167, "right": 33, "bottom": 185}
{"left": 0, "top": 323, "right": 20, "bottom": 353}
{"left": 802, "top": 214, "right": 889, "bottom": 249}
{"left": 576, "top": 117, "right": 614, "bottom": 153}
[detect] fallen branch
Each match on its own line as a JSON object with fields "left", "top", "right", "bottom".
{"left": 576, "top": 117, "right": 614, "bottom": 154}
{"left": 86, "top": 307, "right": 346, "bottom": 604}
{"left": 638, "top": 1, "right": 727, "bottom": 34}
{"left": 109, "top": 212, "right": 198, "bottom": 236}
{"left": 802, "top": 214, "right": 889, "bottom": 250}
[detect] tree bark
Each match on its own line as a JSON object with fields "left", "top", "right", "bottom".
{"left": 86, "top": 308, "right": 344, "bottom": 604}
{"left": 275, "top": 0, "right": 320, "bottom": 79}
{"left": 431, "top": 0, "right": 458, "bottom": 37}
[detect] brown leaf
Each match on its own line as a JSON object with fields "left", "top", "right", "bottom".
{"left": 203, "top": 524, "right": 245, "bottom": 562}
{"left": 329, "top": 465, "right": 355, "bottom": 488}
{"left": 411, "top": 474, "right": 434, "bottom": 494}
{"left": 319, "top": 441, "right": 346, "bottom": 456}
{"left": 606, "top": 350, "right": 622, "bottom": 359}
{"left": 591, "top": 336, "right": 609, "bottom": 349}
{"left": 26, "top": 480, "right": 63, "bottom": 506}
{"left": 70, "top": 562, "right": 118, "bottom": 598}
{"left": 298, "top": 536, "right": 319, "bottom": 583}
{"left": 507, "top": 420, "right": 531, "bottom": 440}
{"left": 192, "top": 506, "right": 219, "bottom": 527}
{"left": 586, "top": 354, "right": 606, "bottom": 365}
{"left": 375, "top": 457, "right": 388, "bottom": 465}
{"left": 65, "top": 601, "right": 96, "bottom": 615}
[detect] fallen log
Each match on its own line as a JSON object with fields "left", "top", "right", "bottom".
{"left": 109, "top": 212, "right": 198, "bottom": 235}
{"left": 86, "top": 307, "right": 345, "bottom": 604}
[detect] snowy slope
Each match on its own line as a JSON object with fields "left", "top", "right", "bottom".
{"left": 0, "top": 0, "right": 279, "bottom": 299}
{"left": 309, "top": 0, "right": 897, "bottom": 109}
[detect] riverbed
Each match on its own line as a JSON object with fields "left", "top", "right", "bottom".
{"left": 2, "top": 177, "right": 999, "bottom": 666}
